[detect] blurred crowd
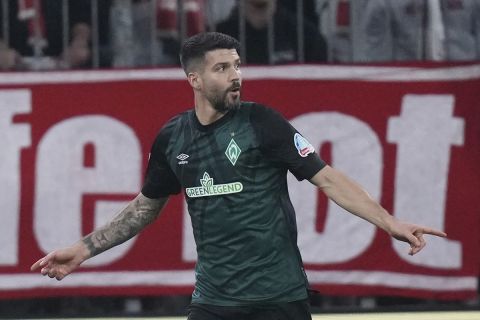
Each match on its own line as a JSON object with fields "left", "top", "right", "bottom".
{"left": 0, "top": 0, "right": 479, "bottom": 71}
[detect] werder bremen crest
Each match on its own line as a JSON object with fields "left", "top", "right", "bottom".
{"left": 185, "top": 172, "right": 243, "bottom": 198}
{"left": 225, "top": 138, "right": 241, "bottom": 165}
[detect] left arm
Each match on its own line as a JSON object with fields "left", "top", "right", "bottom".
{"left": 310, "top": 165, "right": 447, "bottom": 255}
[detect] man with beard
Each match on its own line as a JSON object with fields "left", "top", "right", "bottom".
{"left": 32, "top": 32, "right": 447, "bottom": 320}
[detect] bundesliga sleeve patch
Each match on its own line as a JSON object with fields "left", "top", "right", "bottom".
{"left": 294, "top": 133, "right": 315, "bottom": 157}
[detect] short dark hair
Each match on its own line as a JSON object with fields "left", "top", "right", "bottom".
{"left": 180, "top": 32, "right": 241, "bottom": 74}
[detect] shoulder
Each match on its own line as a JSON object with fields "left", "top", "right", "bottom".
{"left": 152, "top": 111, "right": 190, "bottom": 148}
{"left": 244, "top": 102, "right": 294, "bottom": 145}
{"left": 163, "top": 111, "right": 189, "bottom": 130}
{"left": 247, "top": 102, "right": 289, "bottom": 125}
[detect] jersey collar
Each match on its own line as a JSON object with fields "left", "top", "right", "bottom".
{"left": 190, "top": 107, "right": 238, "bottom": 132}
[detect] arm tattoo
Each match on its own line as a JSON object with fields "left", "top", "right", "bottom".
{"left": 82, "top": 194, "right": 167, "bottom": 258}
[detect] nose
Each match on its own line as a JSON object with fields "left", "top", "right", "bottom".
{"left": 229, "top": 67, "right": 241, "bottom": 82}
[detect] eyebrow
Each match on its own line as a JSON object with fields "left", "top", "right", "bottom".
{"left": 212, "top": 59, "right": 241, "bottom": 68}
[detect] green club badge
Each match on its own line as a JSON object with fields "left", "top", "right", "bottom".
{"left": 225, "top": 138, "right": 241, "bottom": 166}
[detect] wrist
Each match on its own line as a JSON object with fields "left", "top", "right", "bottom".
{"left": 381, "top": 213, "right": 397, "bottom": 235}
{"left": 73, "top": 241, "right": 92, "bottom": 262}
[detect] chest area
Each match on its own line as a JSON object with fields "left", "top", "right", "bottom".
{"left": 167, "top": 122, "right": 262, "bottom": 187}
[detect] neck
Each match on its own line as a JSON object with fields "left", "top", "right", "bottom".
{"left": 194, "top": 93, "right": 227, "bottom": 126}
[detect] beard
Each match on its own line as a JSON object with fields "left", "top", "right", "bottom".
{"left": 206, "top": 82, "right": 241, "bottom": 113}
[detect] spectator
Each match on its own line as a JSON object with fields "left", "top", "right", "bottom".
{"left": 441, "top": 0, "right": 480, "bottom": 61}
{"left": 319, "top": 0, "right": 424, "bottom": 63}
{"left": 278, "top": 0, "right": 319, "bottom": 29}
{"left": 111, "top": 0, "right": 208, "bottom": 68}
{"left": 350, "top": 0, "right": 425, "bottom": 62}
{"left": 110, "top": 0, "right": 179, "bottom": 67}
{"left": 318, "top": 0, "right": 480, "bottom": 63}
{"left": 216, "top": 0, "right": 327, "bottom": 64}
{"left": 318, "top": 0, "right": 429, "bottom": 63}
{"left": 205, "top": 0, "right": 236, "bottom": 30}
{"left": 316, "top": 0, "right": 359, "bottom": 62}
{"left": 0, "top": 0, "right": 111, "bottom": 70}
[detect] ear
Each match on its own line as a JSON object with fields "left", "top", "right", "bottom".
{"left": 187, "top": 72, "right": 201, "bottom": 90}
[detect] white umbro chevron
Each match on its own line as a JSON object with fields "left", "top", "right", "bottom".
{"left": 177, "top": 153, "right": 189, "bottom": 165}
{"left": 176, "top": 153, "right": 189, "bottom": 161}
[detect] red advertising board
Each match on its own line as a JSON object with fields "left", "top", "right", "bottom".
{"left": 0, "top": 64, "right": 478, "bottom": 300}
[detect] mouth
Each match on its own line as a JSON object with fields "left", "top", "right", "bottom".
{"left": 229, "top": 85, "right": 241, "bottom": 93}
{"left": 228, "top": 89, "right": 240, "bottom": 98}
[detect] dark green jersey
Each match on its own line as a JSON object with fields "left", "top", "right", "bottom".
{"left": 142, "top": 102, "right": 326, "bottom": 306}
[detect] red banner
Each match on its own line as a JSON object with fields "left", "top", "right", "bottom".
{"left": 0, "top": 64, "right": 478, "bottom": 300}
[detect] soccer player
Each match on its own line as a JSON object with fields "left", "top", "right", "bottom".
{"left": 31, "top": 32, "right": 447, "bottom": 320}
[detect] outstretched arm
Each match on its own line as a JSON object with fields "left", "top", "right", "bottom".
{"left": 31, "top": 193, "right": 168, "bottom": 280}
{"left": 310, "top": 165, "right": 447, "bottom": 255}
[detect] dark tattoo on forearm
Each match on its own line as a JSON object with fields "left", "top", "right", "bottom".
{"left": 82, "top": 195, "right": 167, "bottom": 257}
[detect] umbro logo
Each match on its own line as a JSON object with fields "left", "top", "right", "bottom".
{"left": 177, "top": 153, "right": 189, "bottom": 165}
{"left": 177, "top": 153, "right": 189, "bottom": 161}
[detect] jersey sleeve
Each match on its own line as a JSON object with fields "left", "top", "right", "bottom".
{"left": 250, "top": 104, "right": 326, "bottom": 181}
{"left": 141, "top": 120, "right": 182, "bottom": 198}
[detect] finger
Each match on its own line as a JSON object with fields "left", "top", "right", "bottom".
{"left": 410, "top": 234, "right": 426, "bottom": 255}
{"left": 419, "top": 235, "right": 426, "bottom": 251}
{"left": 420, "top": 227, "right": 447, "bottom": 238}
{"left": 409, "top": 243, "right": 420, "bottom": 255}
{"left": 406, "top": 232, "right": 422, "bottom": 256}
{"left": 405, "top": 232, "right": 421, "bottom": 248}
{"left": 41, "top": 267, "right": 49, "bottom": 276}
{"left": 31, "top": 252, "right": 57, "bottom": 271}
{"left": 47, "top": 266, "right": 60, "bottom": 278}
{"left": 30, "top": 259, "right": 43, "bottom": 271}
{"left": 31, "top": 257, "right": 48, "bottom": 271}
